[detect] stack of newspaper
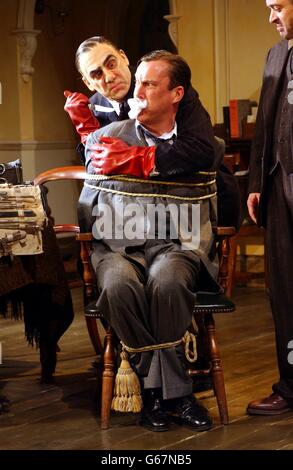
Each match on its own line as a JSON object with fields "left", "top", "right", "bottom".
{"left": 0, "top": 183, "right": 47, "bottom": 257}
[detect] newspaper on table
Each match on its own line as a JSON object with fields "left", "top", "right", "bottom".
{"left": 0, "top": 183, "right": 47, "bottom": 257}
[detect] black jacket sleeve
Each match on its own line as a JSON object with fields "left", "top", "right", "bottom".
{"left": 155, "top": 86, "right": 216, "bottom": 178}
{"left": 248, "top": 50, "right": 271, "bottom": 194}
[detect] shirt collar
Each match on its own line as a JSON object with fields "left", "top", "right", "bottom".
{"left": 106, "top": 98, "right": 120, "bottom": 116}
{"left": 135, "top": 121, "right": 177, "bottom": 141}
{"left": 288, "top": 39, "right": 293, "bottom": 50}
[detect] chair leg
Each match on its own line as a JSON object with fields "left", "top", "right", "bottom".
{"left": 101, "top": 327, "right": 116, "bottom": 430}
{"left": 85, "top": 316, "right": 103, "bottom": 356}
{"left": 205, "top": 313, "right": 229, "bottom": 425}
{"left": 226, "top": 234, "right": 237, "bottom": 297}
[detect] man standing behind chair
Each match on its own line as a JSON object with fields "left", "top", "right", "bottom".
{"left": 247, "top": 0, "right": 293, "bottom": 415}
{"left": 78, "top": 50, "right": 220, "bottom": 432}
{"left": 65, "top": 36, "right": 240, "bottom": 230}
{"left": 64, "top": 36, "right": 216, "bottom": 173}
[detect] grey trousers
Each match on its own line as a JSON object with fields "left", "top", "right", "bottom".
{"left": 91, "top": 240, "right": 202, "bottom": 400}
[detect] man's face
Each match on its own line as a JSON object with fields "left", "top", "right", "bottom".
{"left": 79, "top": 43, "right": 132, "bottom": 102}
{"left": 266, "top": 0, "right": 293, "bottom": 39}
{"left": 134, "top": 60, "right": 184, "bottom": 132}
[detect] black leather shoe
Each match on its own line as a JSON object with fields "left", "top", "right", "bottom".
{"left": 247, "top": 392, "right": 292, "bottom": 415}
{"left": 0, "top": 396, "right": 10, "bottom": 414}
{"left": 40, "top": 373, "right": 56, "bottom": 384}
{"left": 192, "top": 374, "right": 213, "bottom": 393}
{"left": 170, "top": 394, "right": 212, "bottom": 431}
{"left": 139, "top": 391, "right": 170, "bottom": 432}
{"left": 39, "top": 341, "right": 57, "bottom": 384}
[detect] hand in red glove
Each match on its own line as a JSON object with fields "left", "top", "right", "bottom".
{"left": 89, "top": 137, "right": 156, "bottom": 178}
{"left": 64, "top": 90, "right": 100, "bottom": 143}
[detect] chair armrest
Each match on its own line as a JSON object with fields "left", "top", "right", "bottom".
{"left": 213, "top": 226, "right": 236, "bottom": 237}
{"left": 54, "top": 224, "right": 80, "bottom": 234}
{"left": 33, "top": 166, "right": 86, "bottom": 185}
{"left": 76, "top": 232, "right": 94, "bottom": 242}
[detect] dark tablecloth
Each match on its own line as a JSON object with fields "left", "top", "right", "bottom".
{"left": 0, "top": 222, "right": 74, "bottom": 380}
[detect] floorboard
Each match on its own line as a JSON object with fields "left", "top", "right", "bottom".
{"left": 1, "top": 285, "right": 292, "bottom": 451}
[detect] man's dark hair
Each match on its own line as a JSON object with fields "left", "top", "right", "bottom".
{"left": 138, "top": 50, "right": 191, "bottom": 92}
{"left": 75, "top": 36, "right": 119, "bottom": 74}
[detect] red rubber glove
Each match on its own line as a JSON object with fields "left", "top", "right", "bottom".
{"left": 89, "top": 137, "right": 156, "bottom": 178}
{"left": 64, "top": 90, "right": 100, "bottom": 143}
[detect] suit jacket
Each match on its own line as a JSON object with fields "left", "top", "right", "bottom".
{"left": 88, "top": 81, "right": 240, "bottom": 229}
{"left": 248, "top": 40, "right": 292, "bottom": 225}
{"left": 79, "top": 120, "right": 219, "bottom": 280}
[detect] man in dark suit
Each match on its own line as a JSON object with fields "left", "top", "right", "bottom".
{"left": 65, "top": 36, "right": 216, "bottom": 173}
{"left": 247, "top": 0, "right": 293, "bottom": 415}
{"left": 65, "top": 37, "right": 240, "bottom": 229}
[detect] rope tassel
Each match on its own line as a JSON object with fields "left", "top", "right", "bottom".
{"left": 111, "top": 350, "right": 143, "bottom": 413}
{"left": 111, "top": 330, "right": 197, "bottom": 413}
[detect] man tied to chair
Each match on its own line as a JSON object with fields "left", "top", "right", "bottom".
{"left": 77, "top": 50, "right": 223, "bottom": 432}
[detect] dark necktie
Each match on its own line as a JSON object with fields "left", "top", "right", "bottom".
{"left": 142, "top": 127, "right": 176, "bottom": 145}
{"left": 290, "top": 47, "right": 293, "bottom": 75}
{"left": 118, "top": 101, "right": 129, "bottom": 120}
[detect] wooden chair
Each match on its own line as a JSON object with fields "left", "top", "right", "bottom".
{"left": 79, "top": 226, "right": 236, "bottom": 428}
{"left": 34, "top": 166, "right": 236, "bottom": 429}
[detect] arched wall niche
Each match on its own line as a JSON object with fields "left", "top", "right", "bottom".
{"left": 13, "top": 0, "right": 39, "bottom": 82}
{"left": 165, "top": 0, "right": 180, "bottom": 48}
{"left": 14, "top": 0, "right": 178, "bottom": 82}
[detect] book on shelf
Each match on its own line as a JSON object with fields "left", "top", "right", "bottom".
{"left": 229, "top": 99, "right": 251, "bottom": 138}
{"left": 242, "top": 122, "right": 255, "bottom": 139}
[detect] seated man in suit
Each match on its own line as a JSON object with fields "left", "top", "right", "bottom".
{"left": 78, "top": 50, "right": 221, "bottom": 432}
{"left": 65, "top": 37, "right": 240, "bottom": 398}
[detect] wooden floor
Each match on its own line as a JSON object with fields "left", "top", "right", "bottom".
{"left": 1, "top": 284, "right": 293, "bottom": 451}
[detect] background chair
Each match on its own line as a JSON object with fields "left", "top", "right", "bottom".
{"left": 223, "top": 153, "right": 266, "bottom": 296}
